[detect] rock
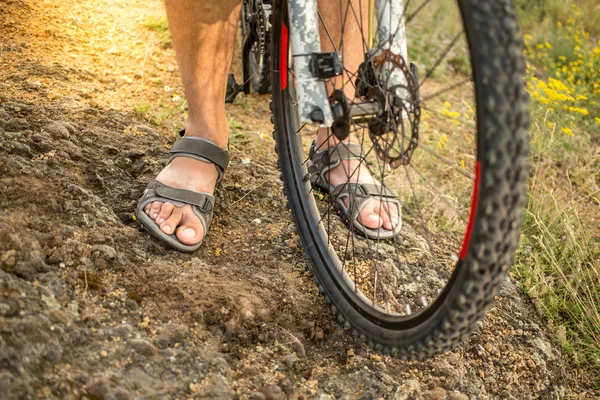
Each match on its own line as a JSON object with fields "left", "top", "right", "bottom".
{"left": 113, "top": 323, "right": 133, "bottom": 339}
{"left": 278, "top": 377, "right": 295, "bottom": 396}
{"left": 128, "top": 338, "right": 157, "bottom": 357}
{"left": 282, "top": 353, "right": 298, "bottom": 368}
{"left": 447, "top": 392, "right": 468, "bottom": 400}
{"left": 42, "top": 122, "right": 70, "bottom": 139}
{"left": 202, "top": 374, "right": 234, "bottom": 399}
{"left": 63, "top": 122, "right": 77, "bottom": 134}
{"left": 531, "top": 337, "right": 557, "bottom": 361}
{"left": 0, "top": 250, "right": 17, "bottom": 269}
{"left": 394, "top": 380, "right": 422, "bottom": 400}
{"left": 428, "top": 387, "right": 447, "bottom": 400}
{"left": 314, "top": 394, "right": 334, "bottom": 400}
{"left": 113, "top": 388, "right": 132, "bottom": 400}
{"left": 191, "top": 257, "right": 211, "bottom": 270}
{"left": 60, "top": 98, "right": 85, "bottom": 111}
{"left": 4, "top": 118, "right": 30, "bottom": 132}
{"left": 262, "top": 384, "right": 285, "bottom": 400}
{"left": 85, "top": 379, "right": 111, "bottom": 400}
{"left": 210, "top": 357, "right": 231, "bottom": 376}
{"left": 41, "top": 294, "right": 61, "bottom": 310}
{"left": 133, "top": 125, "right": 157, "bottom": 136}
{"left": 85, "top": 379, "right": 131, "bottom": 400}
{"left": 91, "top": 245, "right": 118, "bottom": 269}
{"left": 249, "top": 392, "right": 266, "bottom": 400}
{"left": 92, "top": 245, "right": 117, "bottom": 260}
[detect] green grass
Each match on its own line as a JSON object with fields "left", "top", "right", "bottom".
{"left": 512, "top": 0, "right": 600, "bottom": 380}
{"left": 133, "top": 100, "right": 151, "bottom": 118}
{"left": 515, "top": 0, "right": 600, "bottom": 37}
{"left": 142, "top": 16, "right": 172, "bottom": 49}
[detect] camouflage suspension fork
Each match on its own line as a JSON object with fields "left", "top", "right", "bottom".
{"left": 286, "top": 0, "right": 408, "bottom": 126}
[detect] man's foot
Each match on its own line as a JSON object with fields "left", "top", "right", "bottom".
{"left": 315, "top": 136, "right": 400, "bottom": 232}
{"left": 142, "top": 156, "right": 219, "bottom": 246}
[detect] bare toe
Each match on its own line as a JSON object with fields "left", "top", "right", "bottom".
{"left": 160, "top": 207, "right": 183, "bottom": 235}
{"left": 175, "top": 205, "right": 205, "bottom": 245}
{"left": 356, "top": 199, "right": 384, "bottom": 229}
{"left": 149, "top": 201, "right": 163, "bottom": 220}
{"left": 157, "top": 202, "right": 175, "bottom": 225}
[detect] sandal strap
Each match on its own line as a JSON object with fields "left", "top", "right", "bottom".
{"left": 332, "top": 182, "right": 400, "bottom": 219}
{"left": 169, "top": 137, "right": 230, "bottom": 178}
{"left": 308, "top": 141, "right": 365, "bottom": 186}
{"left": 149, "top": 181, "right": 215, "bottom": 213}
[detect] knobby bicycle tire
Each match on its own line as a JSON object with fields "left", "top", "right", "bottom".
{"left": 270, "top": 0, "right": 530, "bottom": 357}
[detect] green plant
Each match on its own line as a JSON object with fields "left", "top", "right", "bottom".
{"left": 142, "top": 16, "right": 172, "bottom": 49}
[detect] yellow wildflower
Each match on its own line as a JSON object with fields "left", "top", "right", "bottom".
{"left": 595, "top": 118, "right": 600, "bottom": 125}
{"left": 562, "top": 127, "right": 573, "bottom": 136}
{"left": 442, "top": 109, "right": 460, "bottom": 119}
{"left": 437, "top": 134, "right": 448, "bottom": 150}
{"left": 444, "top": 101, "right": 451, "bottom": 108}
{"left": 568, "top": 106, "right": 589, "bottom": 116}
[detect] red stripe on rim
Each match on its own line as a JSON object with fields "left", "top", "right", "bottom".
{"left": 459, "top": 161, "right": 481, "bottom": 260}
{"left": 280, "top": 23, "right": 288, "bottom": 91}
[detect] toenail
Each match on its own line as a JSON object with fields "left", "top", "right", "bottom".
{"left": 163, "top": 225, "right": 171, "bottom": 233}
{"left": 152, "top": 213, "right": 158, "bottom": 218}
{"left": 368, "top": 214, "right": 380, "bottom": 222}
{"left": 183, "top": 228, "right": 196, "bottom": 238}
{"left": 158, "top": 218, "right": 165, "bottom": 224}
{"left": 392, "top": 217, "right": 399, "bottom": 224}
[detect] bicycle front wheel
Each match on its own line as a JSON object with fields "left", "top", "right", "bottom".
{"left": 270, "top": 0, "right": 530, "bottom": 357}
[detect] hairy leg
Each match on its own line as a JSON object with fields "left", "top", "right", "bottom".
{"left": 316, "top": 0, "right": 399, "bottom": 231}
{"left": 144, "top": 0, "right": 242, "bottom": 246}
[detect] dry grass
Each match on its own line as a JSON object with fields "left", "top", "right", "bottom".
{"left": 513, "top": 0, "right": 600, "bottom": 383}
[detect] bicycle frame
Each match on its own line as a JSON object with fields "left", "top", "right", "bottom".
{"left": 287, "top": 0, "right": 408, "bottom": 127}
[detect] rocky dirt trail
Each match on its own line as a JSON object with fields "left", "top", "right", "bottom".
{"left": 0, "top": 0, "right": 596, "bottom": 398}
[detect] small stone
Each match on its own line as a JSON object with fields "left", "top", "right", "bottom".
{"left": 91, "top": 244, "right": 117, "bottom": 260}
{"left": 133, "top": 125, "right": 157, "bottom": 135}
{"left": 42, "top": 295, "right": 61, "bottom": 310}
{"left": 113, "top": 323, "right": 133, "bottom": 339}
{"left": 128, "top": 338, "right": 158, "bottom": 356}
{"left": 394, "top": 380, "right": 422, "bottom": 400}
{"left": 252, "top": 218, "right": 262, "bottom": 225}
{"left": 447, "top": 392, "right": 469, "bottom": 400}
{"left": 283, "top": 353, "right": 298, "bottom": 368}
{"left": 429, "top": 387, "right": 447, "bottom": 400}
{"left": 0, "top": 249, "right": 17, "bottom": 268}
{"left": 100, "top": 350, "right": 108, "bottom": 358}
{"left": 278, "top": 377, "right": 295, "bottom": 396}
{"left": 43, "top": 122, "right": 70, "bottom": 139}
{"left": 189, "top": 382, "right": 202, "bottom": 393}
{"left": 262, "top": 384, "right": 285, "bottom": 400}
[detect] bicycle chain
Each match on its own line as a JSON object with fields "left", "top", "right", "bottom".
{"left": 371, "top": 49, "right": 421, "bottom": 168}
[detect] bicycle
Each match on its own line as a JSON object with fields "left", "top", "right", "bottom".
{"left": 242, "top": 0, "right": 529, "bottom": 358}
{"left": 226, "top": 0, "right": 272, "bottom": 102}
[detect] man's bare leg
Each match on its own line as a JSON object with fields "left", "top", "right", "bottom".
{"left": 316, "top": 1, "right": 399, "bottom": 231}
{"left": 143, "top": 0, "right": 242, "bottom": 245}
